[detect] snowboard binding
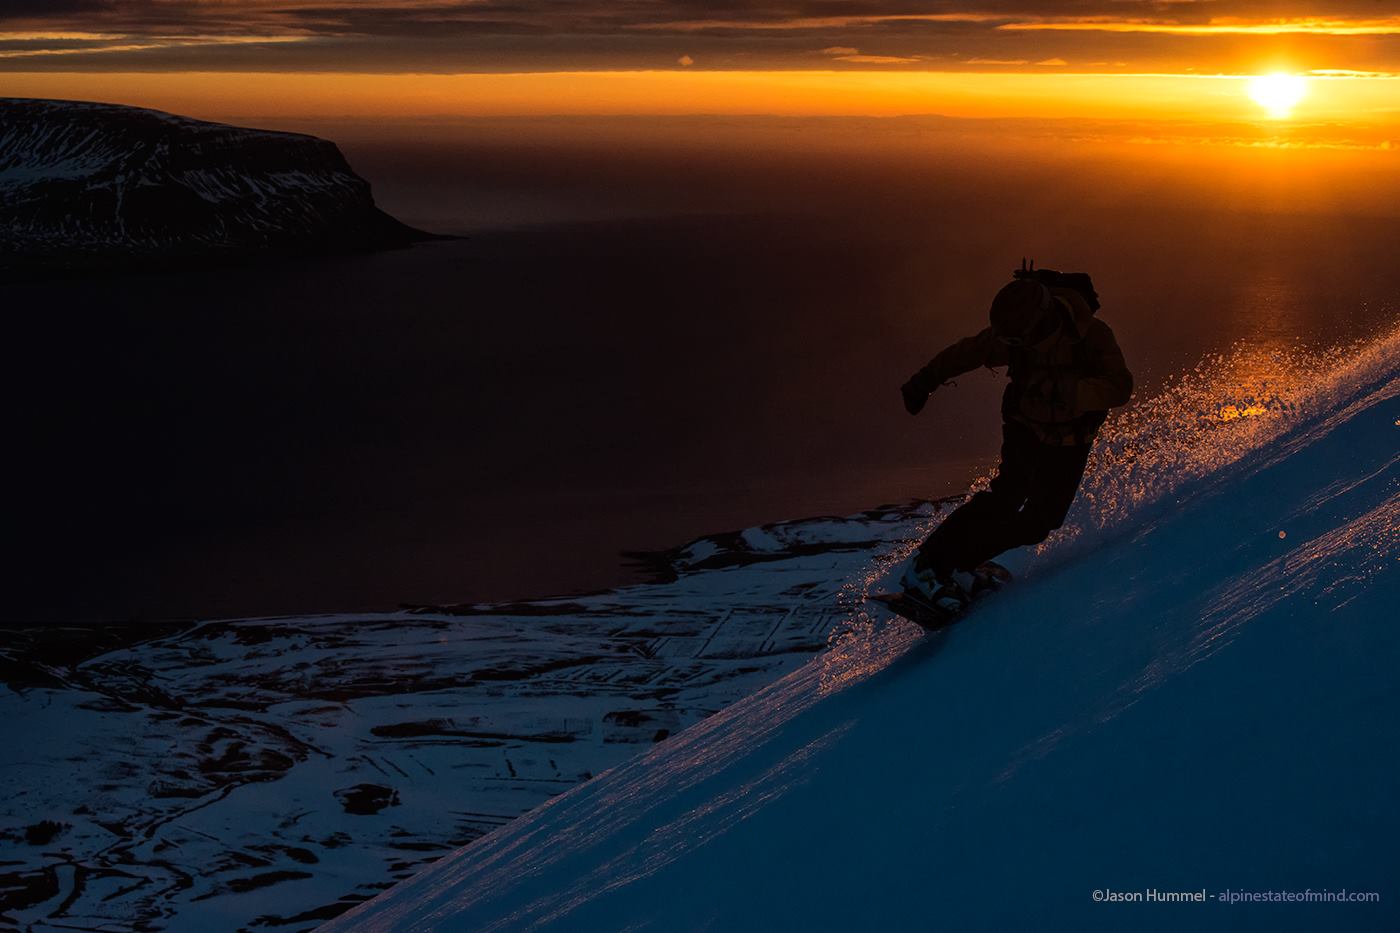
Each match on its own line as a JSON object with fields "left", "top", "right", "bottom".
{"left": 871, "top": 561, "right": 1012, "bottom": 631}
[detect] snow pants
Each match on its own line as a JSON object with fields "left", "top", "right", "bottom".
{"left": 916, "top": 419, "right": 1092, "bottom": 575}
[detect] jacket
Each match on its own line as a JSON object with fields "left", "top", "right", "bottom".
{"left": 913, "top": 287, "right": 1133, "bottom": 445}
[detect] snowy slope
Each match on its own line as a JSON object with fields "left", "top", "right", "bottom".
{"left": 0, "top": 98, "right": 424, "bottom": 271}
{"left": 326, "top": 326, "right": 1400, "bottom": 932}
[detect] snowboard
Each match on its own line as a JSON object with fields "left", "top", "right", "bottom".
{"left": 870, "top": 561, "right": 1012, "bottom": 631}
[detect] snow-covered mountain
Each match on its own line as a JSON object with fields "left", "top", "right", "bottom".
{"left": 0, "top": 99, "right": 426, "bottom": 272}
{"left": 323, "top": 326, "right": 1400, "bottom": 932}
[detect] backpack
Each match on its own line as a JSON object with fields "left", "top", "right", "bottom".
{"left": 1005, "top": 260, "right": 1108, "bottom": 442}
{"left": 1012, "top": 259, "right": 1100, "bottom": 312}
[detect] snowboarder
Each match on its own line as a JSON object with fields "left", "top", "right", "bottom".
{"left": 897, "top": 263, "right": 1133, "bottom": 613}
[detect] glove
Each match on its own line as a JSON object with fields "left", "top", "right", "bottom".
{"left": 901, "top": 376, "right": 931, "bottom": 416}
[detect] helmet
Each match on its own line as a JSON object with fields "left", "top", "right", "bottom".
{"left": 989, "top": 279, "right": 1051, "bottom": 342}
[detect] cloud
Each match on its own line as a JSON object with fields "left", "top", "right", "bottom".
{"left": 0, "top": 29, "right": 307, "bottom": 60}
{"left": 0, "top": 0, "right": 107, "bottom": 14}
{"left": 1308, "top": 68, "right": 1399, "bottom": 78}
{"left": 830, "top": 53, "right": 923, "bottom": 64}
{"left": 677, "top": 53, "right": 693, "bottom": 66}
{"left": 2, "top": 2, "right": 1400, "bottom": 73}
{"left": 629, "top": 13, "right": 1003, "bottom": 33}
{"left": 819, "top": 45, "right": 921, "bottom": 64}
{"left": 998, "top": 16, "right": 1400, "bottom": 36}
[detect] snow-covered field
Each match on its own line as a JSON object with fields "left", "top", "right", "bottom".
{"left": 3, "top": 323, "right": 1396, "bottom": 932}
{"left": 324, "top": 325, "right": 1400, "bottom": 932}
{"left": 0, "top": 500, "right": 948, "bottom": 930}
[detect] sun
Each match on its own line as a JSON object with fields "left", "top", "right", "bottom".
{"left": 1247, "top": 73, "right": 1308, "bottom": 119}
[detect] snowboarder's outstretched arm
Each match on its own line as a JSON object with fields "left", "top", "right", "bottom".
{"left": 1074, "top": 320, "right": 1133, "bottom": 411}
{"left": 901, "top": 329, "right": 1008, "bottom": 414}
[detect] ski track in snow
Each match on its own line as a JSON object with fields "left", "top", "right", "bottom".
{"left": 3, "top": 321, "right": 1398, "bottom": 931}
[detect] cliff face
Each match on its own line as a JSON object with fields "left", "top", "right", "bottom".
{"left": 0, "top": 99, "right": 428, "bottom": 271}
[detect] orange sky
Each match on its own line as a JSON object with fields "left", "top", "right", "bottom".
{"left": 2, "top": 2, "right": 1399, "bottom": 130}
{"left": 3, "top": 69, "right": 1397, "bottom": 131}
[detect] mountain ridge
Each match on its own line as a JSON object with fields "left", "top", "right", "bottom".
{"left": 0, "top": 98, "right": 434, "bottom": 275}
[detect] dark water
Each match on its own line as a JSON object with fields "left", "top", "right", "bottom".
{"left": 7, "top": 118, "right": 1399, "bottom": 622}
